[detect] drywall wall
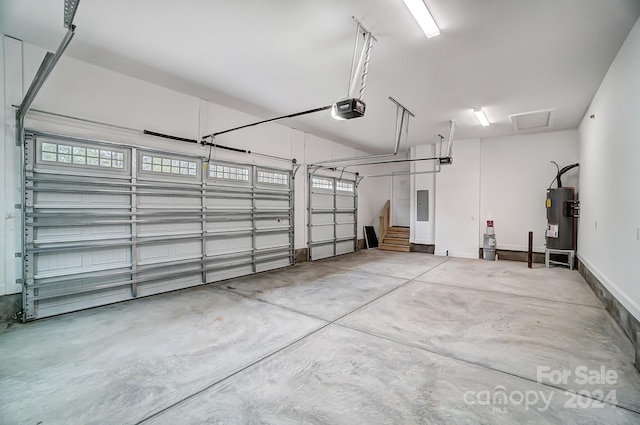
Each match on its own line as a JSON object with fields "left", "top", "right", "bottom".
{"left": 578, "top": 17, "right": 640, "bottom": 321}
{"left": 480, "top": 130, "right": 579, "bottom": 252}
{"left": 412, "top": 130, "right": 579, "bottom": 258}
{"left": 434, "top": 139, "right": 480, "bottom": 258}
{"left": 1, "top": 36, "right": 23, "bottom": 297}
{"left": 0, "top": 38, "right": 393, "bottom": 295}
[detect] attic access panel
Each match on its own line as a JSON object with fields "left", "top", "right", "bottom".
{"left": 510, "top": 110, "right": 555, "bottom": 132}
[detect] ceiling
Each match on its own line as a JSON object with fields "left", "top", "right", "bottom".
{"left": 1, "top": 0, "right": 639, "bottom": 152}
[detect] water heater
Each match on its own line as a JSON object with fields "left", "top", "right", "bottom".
{"left": 545, "top": 187, "right": 576, "bottom": 250}
{"left": 545, "top": 162, "right": 580, "bottom": 250}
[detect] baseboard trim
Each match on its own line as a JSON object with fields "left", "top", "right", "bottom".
{"left": 479, "top": 248, "right": 546, "bottom": 264}
{"left": 576, "top": 257, "right": 640, "bottom": 373}
{"left": 410, "top": 244, "right": 434, "bottom": 254}
{"left": 434, "top": 250, "right": 478, "bottom": 259}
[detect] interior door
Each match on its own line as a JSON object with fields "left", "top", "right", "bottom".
{"left": 392, "top": 173, "right": 410, "bottom": 227}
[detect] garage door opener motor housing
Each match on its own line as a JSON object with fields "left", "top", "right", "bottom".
{"left": 331, "top": 98, "right": 366, "bottom": 120}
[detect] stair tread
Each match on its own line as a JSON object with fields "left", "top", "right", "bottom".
{"left": 383, "top": 238, "right": 411, "bottom": 245}
{"left": 379, "top": 243, "right": 411, "bottom": 252}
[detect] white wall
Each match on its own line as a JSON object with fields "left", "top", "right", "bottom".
{"left": 0, "top": 38, "right": 392, "bottom": 295}
{"left": 480, "top": 131, "right": 578, "bottom": 252}
{"left": 413, "top": 130, "right": 579, "bottom": 258}
{"left": 434, "top": 139, "right": 480, "bottom": 258}
{"left": 578, "top": 17, "right": 640, "bottom": 321}
{"left": 1, "top": 37, "right": 23, "bottom": 297}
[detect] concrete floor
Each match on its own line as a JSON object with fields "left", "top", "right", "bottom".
{"left": 1, "top": 251, "right": 639, "bottom": 424}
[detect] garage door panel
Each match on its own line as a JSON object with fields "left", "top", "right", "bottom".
{"left": 139, "top": 240, "right": 202, "bottom": 262}
{"left": 256, "top": 258, "right": 290, "bottom": 273}
{"left": 310, "top": 245, "right": 334, "bottom": 261}
{"left": 336, "top": 240, "right": 355, "bottom": 255}
{"left": 32, "top": 287, "right": 132, "bottom": 319}
{"left": 336, "top": 199, "right": 355, "bottom": 210}
{"left": 35, "top": 247, "right": 132, "bottom": 276}
{"left": 206, "top": 235, "right": 253, "bottom": 256}
{"left": 205, "top": 220, "right": 252, "bottom": 233}
{"left": 137, "top": 271, "right": 203, "bottom": 297}
{"left": 205, "top": 197, "right": 252, "bottom": 210}
{"left": 137, "top": 221, "right": 201, "bottom": 237}
{"left": 138, "top": 195, "right": 201, "bottom": 208}
{"left": 256, "top": 218, "right": 289, "bottom": 229}
{"left": 310, "top": 194, "right": 333, "bottom": 209}
{"left": 206, "top": 265, "right": 254, "bottom": 283}
{"left": 310, "top": 214, "right": 333, "bottom": 225}
{"left": 23, "top": 133, "right": 294, "bottom": 320}
{"left": 255, "top": 199, "right": 290, "bottom": 210}
{"left": 311, "top": 226, "right": 333, "bottom": 242}
{"left": 256, "top": 233, "right": 289, "bottom": 249}
{"left": 336, "top": 224, "right": 355, "bottom": 239}
{"left": 35, "top": 192, "right": 131, "bottom": 207}
{"left": 308, "top": 174, "right": 357, "bottom": 261}
{"left": 35, "top": 224, "right": 131, "bottom": 241}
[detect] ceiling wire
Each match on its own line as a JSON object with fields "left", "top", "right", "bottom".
{"left": 548, "top": 161, "right": 560, "bottom": 189}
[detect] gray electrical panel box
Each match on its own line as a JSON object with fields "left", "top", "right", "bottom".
{"left": 417, "top": 190, "right": 429, "bottom": 221}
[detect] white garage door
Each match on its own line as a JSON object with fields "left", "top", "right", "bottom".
{"left": 307, "top": 172, "right": 358, "bottom": 261}
{"left": 22, "top": 131, "right": 294, "bottom": 320}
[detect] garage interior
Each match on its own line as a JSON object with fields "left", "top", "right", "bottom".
{"left": 1, "top": 1, "right": 640, "bottom": 424}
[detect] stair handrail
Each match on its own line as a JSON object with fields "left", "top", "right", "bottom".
{"left": 379, "top": 200, "right": 391, "bottom": 241}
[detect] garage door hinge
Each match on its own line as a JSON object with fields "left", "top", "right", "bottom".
{"left": 15, "top": 204, "right": 22, "bottom": 209}
{"left": 16, "top": 279, "right": 23, "bottom": 285}
{"left": 15, "top": 252, "right": 22, "bottom": 258}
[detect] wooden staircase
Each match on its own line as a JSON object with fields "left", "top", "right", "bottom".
{"left": 378, "top": 200, "right": 412, "bottom": 252}
{"left": 379, "top": 227, "right": 411, "bottom": 252}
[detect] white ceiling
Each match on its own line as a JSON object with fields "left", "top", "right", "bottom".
{"left": 1, "top": 0, "right": 639, "bottom": 152}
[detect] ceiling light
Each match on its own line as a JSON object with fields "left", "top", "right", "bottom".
{"left": 474, "top": 109, "right": 490, "bottom": 127}
{"left": 402, "top": 0, "right": 440, "bottom": 38}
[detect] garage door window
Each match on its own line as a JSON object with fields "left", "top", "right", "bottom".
{"left": 210, "top": 164, "right": 250, "bottom": 181}
{"left": 257, "top": 170, "right": 288, "bottom": 186}
{"left": 141, "top": 154, "right": 197, "bottom": 176}
{"left": 41, "top": 141, "right": 124, "bottom": 169}
{"left": 312, "top": 177, "right": 333, "bottom": 190}
{"left": 336, "top": 181, "right": 354, "bottom": 192}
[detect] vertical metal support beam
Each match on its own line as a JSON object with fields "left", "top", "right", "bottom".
{"left": 251, "top": 165, "right": 257, "bottom": 273}
{"left": 307, "top": 171, "right": 313, "bottom": 262}
{"left": 354, "top": 173, "right": 359, "bottom": 252}
{"left": 333, "top": 177, "right": 337, "bottom": 257}
{"left": 130, "top": 148, "right": 138, "bottom": 297}
{"left": 201, "top": 161, "right": 208, "bottom": 283}
{"left": 22, "top": 136, "right": 36, "bottom": 320}
{"left": 289, "top": 163, "right": 295, "bottom": 265}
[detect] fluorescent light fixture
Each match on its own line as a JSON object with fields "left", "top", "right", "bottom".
{"left": 402, "top": 0, "right": 440, "bottom": 38}
{"left": 474, "top": 109, "right": 490, "bottom": 127}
